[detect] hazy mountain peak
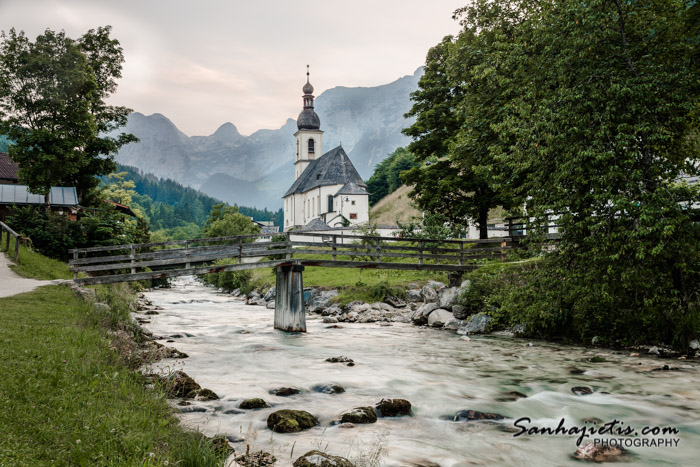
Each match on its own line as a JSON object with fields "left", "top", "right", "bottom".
{"left": 212, "top": 122, "right": 242, "bottom": 141}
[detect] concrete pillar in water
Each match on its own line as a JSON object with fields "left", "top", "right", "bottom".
{"left": 274, "top": 265, "right": 306, "bottom": 332}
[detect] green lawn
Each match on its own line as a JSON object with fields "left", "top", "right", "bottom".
{"left": 1, "top": 231, "right": 72, "bottom": 280}
{"left": 0, "top": 285, "right": 226, "bottom": 466}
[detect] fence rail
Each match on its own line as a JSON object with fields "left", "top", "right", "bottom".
{"left": 0, "top": 221, "right": 19, "bottom": 262}
{"left": 69, "top": 231, "right": 513, "bottom": 285}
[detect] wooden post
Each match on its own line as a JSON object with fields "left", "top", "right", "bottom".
{"left": 73, "top": 249, "right": 78, "bottom": 280}
{"left": 13, "top": 235, "right": 18, "bottom": 262}
{"left": 459, "top": 241, "right": 464, "bottom": 266}
{"left": 274, "top": 264, "right": 306, "bottom": 332}
{"left": 332, "top": 235, "right": 337, "bottom": 261}
{"left": 501, "top": 239, "right": 507, "bottom": 261}
{"left": 285, "top": 232, "right": 292, "bottom": 259}
{"left": 375, "top": 238, "right": 381, "bottom": 263}
{"left": 130, "top": 245, "right": 136, "bottom": 274}
{"left": 237, "top": 237, "right": 243, "bottom": 264}
{"left": 4, "top": 230, "right": 9, "bottom": 252}
{"left": 418, "top": 240, "right": 424, "bottom": 265}
{"left": 185, "top": 240, "right": 191, "bottom": 269}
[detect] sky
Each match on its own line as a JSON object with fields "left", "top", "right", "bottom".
{"left": 0, "top": 0, "right": 465, "bottom": 136}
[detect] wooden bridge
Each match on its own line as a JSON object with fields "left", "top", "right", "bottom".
{"left": 69, "top": 232, "right": 517, "bottom": 332}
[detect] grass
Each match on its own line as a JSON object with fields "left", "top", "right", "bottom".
{"left": 1, "top": 231, "right": 72, "bottom": 280}
{"left": 0, "top": 283, "right": 226, "bottom": 465}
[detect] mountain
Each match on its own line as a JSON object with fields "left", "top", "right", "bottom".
{"left": 114, "top": 68, "right": 422, "bottom": 209}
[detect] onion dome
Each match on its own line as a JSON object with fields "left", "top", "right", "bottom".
{"left": 303, "top": 81, "right": 314, "bottom": 95}
{"left": 297, "top": 65, "right": 320, "bottom": 130}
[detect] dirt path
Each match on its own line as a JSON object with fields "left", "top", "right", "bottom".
{"left": 0, "top": 252, "right": 53, "bottom": 298}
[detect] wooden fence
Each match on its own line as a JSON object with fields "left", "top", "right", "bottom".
{"left": 69, "top": 232, "right": 513, "bottom": 285}
{"left": 0, "top": 221, "right": 19, "bottom": 262}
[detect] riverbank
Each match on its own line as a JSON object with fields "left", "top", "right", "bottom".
{"left": 0, "top": 276, "right": 229, "bottom": 465}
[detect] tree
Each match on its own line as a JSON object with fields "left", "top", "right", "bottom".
{"left": 458, "top": 0, "right": 700, "bottom": 347}
{"left": 203, "top": 203, "right": 260, "bottom": 239}
{"left": 365, "top": 147, "right": 417, "bottom": 205}
{"left": 0, "top": 27, "right": 136, "bottom": 204}
{"left": 402, "top": 31, "right": 515, "bottom": 238}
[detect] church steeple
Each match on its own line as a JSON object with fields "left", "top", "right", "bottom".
{"left": 294, "top": 65, "right": 323, "bottom": 181}
{"left": 297, "top": 65, "right": 320, "bottom": 130}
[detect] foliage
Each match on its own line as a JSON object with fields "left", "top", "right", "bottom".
{"left": 402, "top": 33, "right": 513, "bottom": 239}
{"left": 365, "top": 147, "right": 417, "bottom": 205}
{"left": 8, "top": 205, "right": 149, "bottom": 261}
{"left": 203, "top": 203, "right": 261, "bottom": 239}
{"left": 396, "top": 213, "right": 466, "bottom": 242}
{"left": 200, "top": 259, "right": 253, "bottom": 294}
{"left": 0, "top": 230, "right": 71, "bottom": 279}
{"left": 0, "top": 27, "right": 136, "bottom": 203}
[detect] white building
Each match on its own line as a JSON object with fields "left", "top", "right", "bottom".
{"left": 283, "top": 70, "right": 369, "bottom": 231}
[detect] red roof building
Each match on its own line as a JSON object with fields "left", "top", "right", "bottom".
{"left": 0, "top": 152, "right": 19, "bottom": 184}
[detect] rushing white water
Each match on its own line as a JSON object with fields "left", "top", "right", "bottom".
{"left": 142, "top": 277, "right": 700, "bottom": 466}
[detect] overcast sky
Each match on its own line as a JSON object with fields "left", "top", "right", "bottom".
{"left": 1, "top": 0, "right": 464, "bottom": 136}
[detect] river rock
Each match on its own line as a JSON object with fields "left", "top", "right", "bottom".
{"left": 412, "top": 302, "right": 440, "bottom": 324}
{"left": 385, "top": 296, "right": 407, "bottom": 308}
{"left": 321, "top": 306, "right": 342, "bottom": 316}
{"left": 340, "top": 406, "right": 377, "bottom": 424}
{"left": 407, "top": 289, "right": 423, "bottom": 302}
{"left": 167, "top": 370, "right": 201, "bottom": 398}
{"left": 308, "top": 290, "right": 340, "bottom": 313}
{"left": 344, "top": 301, "right": 371, "bottom": 314}
{"left": 376, "top": 398, "right": 412, "bottom": 417}
{"left": 459, "top": 313, "right": 492, "bottom": 334}
{"left": 453, "top": 410, "right": 505, "bottom": 422}
{"left": 263, "top": 287, "right": 276, "bottom": 301}
{"left": 438, "top": 287, "right": 459, "bottom": 309}
{"left": 194, "top": 388, "right": 219, "bottom": 401}
{"left": 443, "top": 317, "right": 465, "bottom": 330}
{"left": 690, "top": 340, "right": 700, "bottom": 350}
{"left": 236, "top": 450, "right": 277, "bottom": 466}
{"left": 323, "top": 316, "right": 338, "bottom": 323}
{"left": 571, "top": 386, "right": 593, "bottom": 396}
{"left": 428, "top": 309, "right": 454, "bottom": 327}
{"left": 452, "top": 305, "right": 468, "bottom": 320}
{"left": 293, "top": 450, "right": 354, "bottom": 467}
{"left": 239, "top": 398, "right": 270, "bottom": 409}
{"left": 511, "top": 323, "right": 526, "bottom": 336}
{"left": 573, "top": 442, "right": 624, "bottom": 462}
{"left": 312, "top": 383, "right": 345, "bottom": 394}
{"left": 248, "top": 290, "right": 261, "bottom": 300}
{"left": 267, "top": 409, "right": 318, "bottom": 433}
{"left": 326, "top": 356, "right": 354, "bottom": 363}
{"left": 421, "top": 286, "right": 438, "bottom": 303}
{"left": 230, "top": 288, "right": 241, "bottom": 297}
{"left": 266, "top": 301, "right": 275, "bottom": 309}
{"left": 270, "top": 387, "right": 301, "bottom": 397}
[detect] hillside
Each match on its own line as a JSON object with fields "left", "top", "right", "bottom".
{"left": 369, "top": 185, "right": 422, "bottom": 226}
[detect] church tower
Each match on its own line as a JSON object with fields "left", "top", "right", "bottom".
{"left": 294, "top": 65, "right": 323, "bottom": 181}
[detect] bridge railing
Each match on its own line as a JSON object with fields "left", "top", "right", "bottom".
{"left": 68, "top": 232, "right": 514, "bottom": 285}
{"left": 0, "top": 221, "right": 20, "bottom": 262}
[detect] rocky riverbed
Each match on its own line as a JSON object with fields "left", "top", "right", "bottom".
{"left": 135, "top": 276, "right": 700, "bottom": 466}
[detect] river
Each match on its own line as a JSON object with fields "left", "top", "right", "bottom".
{"left": 141, "top": 277, "right": 700, "bottom": 466}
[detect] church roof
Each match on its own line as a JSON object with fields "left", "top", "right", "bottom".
{"left": 300, "top": 218, "right": 333, "bottom": 231}
{"left": 335, "top": 181, "right": 367, "bottom": 196}
{"left": 284, "top": 145, "right": 366, "bottom": 197}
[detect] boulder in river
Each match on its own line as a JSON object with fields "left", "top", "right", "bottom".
{"left": 323, "top": 316, "right": 338, "bottom": 323}
{"left": 239, "top": 398, "right": 270, "bottom": 409}
{"left": 573, "top": 442, "right": 625, "bottom": 462}
{"left": 267, "top": 409, "right": 319, "bottom": 433}
{"left": 312, "top": 383, "right": 345, "bottom": 394}
{"left": 452, "top": 305, "right": 468, "bottom": 320}
{"left": 412, "top": 302, "right": 440, "bottom": 324}
{"left": 453, "top": 410, "right": 505, "bottom": 422}
{"left": 293, "top": 450, "right": 354, "bottom": 467}
{"left": 263, "top": 286, "right": 276, "bottom": 301}
{"left": 428, "top": 309, "right": 454, "bottom": 327}
{"left": 307, "top": 290, "right": 339, "bottom": 313}
{"left": 236, "top": 450, "right": 277, "bottom": 466}
{"left": 376, "top": 398, "right": 412, "bottom": 417}
{"left": 168, "top": 370, "right": 201, "bottom": 398}
{"left": 340, "top": 406, "right": 377, "bottom": 424}
{"left": 194, "top": 388, "right": 219, "bottom": 401}
{"left": 325, "top": 356, "right": 354, "bottom": 363}
{"left": 571, "top": 386, "right": 593, "bottom": 396}
{"left": 459, "top": 313, "right": 492, "bottom": 334}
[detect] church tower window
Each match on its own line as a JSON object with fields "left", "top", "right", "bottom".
{"left": 308, "top": 138, "right": 315, "bottom": 154}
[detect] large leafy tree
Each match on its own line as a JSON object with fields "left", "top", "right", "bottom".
{"left": 365, "top": 147, "right": 417, "bottom": 205}
{"left": 203, "top": 204, "right": 260, "bottom": 239}
{"left": 0, "top": 27, "right": 136, "bottom": 204}
{"left": 465, "top": 0, "right": 700, "bottom": 346}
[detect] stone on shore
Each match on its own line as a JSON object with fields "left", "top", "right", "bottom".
{"left": 459, "top": 313, "right": 492, "bottom": 334}
{"left": 307, "top": 290, "right": 339, "bottom": 313}
{"left": 452, "top": 305, "right": 468, "bottom": 320}
{"left": 438, "top": 287, "right": 459, "bottom": 309}
{"left": 236, "top": 450, "right": 277, "bottom": 466}
{"left": 421, "top": 286, "right": 438, "bottom": 303}
{"left": 263, "top": 287, "right": 276, "bottom": 301}
{"left": 428, "top": 309, "right": 454, "bottom": 327}
{"left": 340, "top": 406, "right": 377, "bottom": 424}
{"left": 293, "top": 450, "right": 354, "bottom": 467}
{"left": 412, "top": 302, "right": 440, "bottom": 324}
{"left": 267, "top": 409, "right": 319, "bottom": 433}
{"left": 376, "top": 398, "right": 412, "bottom": 417}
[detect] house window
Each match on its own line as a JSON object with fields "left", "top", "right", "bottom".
{"left": 350, "top": 213, "right": 358, "bottom": 220}
{"left": 327, "top": 195, "right": 333, "bottom": 212}
{"left": 308, "top": 138, "right": 315, "bottom": 154}
{"left": 351, "top": 200, "right": 356, "bottom": 206}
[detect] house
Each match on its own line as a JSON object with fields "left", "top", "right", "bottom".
{"left": 282, "top": 69, "right": 369, "bottom": 231}
{"left": 0, "top": 152, "right": 79, "bottom": 222}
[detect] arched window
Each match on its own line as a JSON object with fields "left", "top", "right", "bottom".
{"left": 308, "top": 138, "right": 315, "bottom": 154}
{"left": 328, "top": 195, "right": 334, "bottom": 213}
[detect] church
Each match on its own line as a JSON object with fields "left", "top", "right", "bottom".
{"left": 283, "top": 69, "right": 369, "bottom": 231}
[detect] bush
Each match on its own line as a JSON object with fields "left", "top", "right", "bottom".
{"left": 200, "top": 259, "right": 253, "bottom": 294}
